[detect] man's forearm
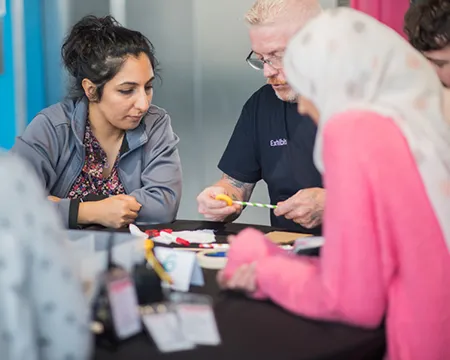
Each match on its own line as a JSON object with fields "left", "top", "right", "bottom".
{"left": 214, "top": 174, "right": 256, "bottom": 223}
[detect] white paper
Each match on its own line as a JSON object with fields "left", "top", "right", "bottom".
{"left": 189, "top": 258, "right": 205, "bottom": 287}
{"left": 142, "top": 313, "right": 195, "bottom": 352}
{"left": 170, "top": 230, "right": 216, "bottom": 244}
{"left": 129, "top": 225, "right": 216, "bottom": 244}
{"left": 129, "top": 224, "right": 148, "bottom": 238}
{"left": 154, "top": 247, "right": 204, "bottom": 292}
{"left": 154, "top": 230, "right": 216, "bottom": 244}
{"left": 177, "top": 304, "right": 221, "bottom": 346}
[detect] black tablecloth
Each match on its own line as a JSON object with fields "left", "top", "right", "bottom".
{"left": 93, "top": 220, "right": 385, "bottom": 360}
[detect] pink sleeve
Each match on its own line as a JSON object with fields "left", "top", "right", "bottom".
{"left": 224, "top": 112, "right": 398, "bottom": 327}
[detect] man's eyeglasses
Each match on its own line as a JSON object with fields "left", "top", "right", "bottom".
{"left": 246, "top": 51, "right": 284, "bottom": 71}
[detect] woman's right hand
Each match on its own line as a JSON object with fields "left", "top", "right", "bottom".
{"left": 79, "top": 194, "right": 142, "bottom": 228}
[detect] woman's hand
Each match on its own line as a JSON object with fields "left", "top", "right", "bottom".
{"left": 217, "top": 262, "right": 258, "bottom": 293}
{"left": 79, "top": 194, "right": 142, "bottom": 228}
{"left": 48, "top": 195, "right": 61, "bottom": 203}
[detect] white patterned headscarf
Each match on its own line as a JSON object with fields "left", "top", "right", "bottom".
{"left": 284, "top": 8, "right": 450, "bottom": 249}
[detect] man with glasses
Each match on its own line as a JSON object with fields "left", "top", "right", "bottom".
{"left": 197, "top": 0, "right": 324, "bottom": 233}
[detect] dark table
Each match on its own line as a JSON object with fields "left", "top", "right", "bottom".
{"left": 93, "top": 220, "right": 385, "bottom": 360}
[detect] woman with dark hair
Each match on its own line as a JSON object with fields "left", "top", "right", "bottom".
{"left": 12, "top": 15, "right": 182, "bottom": 229}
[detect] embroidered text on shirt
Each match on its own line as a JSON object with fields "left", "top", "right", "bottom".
{"left": 270, "top": 138, "right": 288, "bottom": 147}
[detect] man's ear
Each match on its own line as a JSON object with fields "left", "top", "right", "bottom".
{"left": 81, "top": 78, "right": 98, "bottom": 102}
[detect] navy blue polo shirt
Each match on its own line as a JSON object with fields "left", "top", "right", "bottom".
{"left": 218, "top": 85, "right": 323, "bottom": 234}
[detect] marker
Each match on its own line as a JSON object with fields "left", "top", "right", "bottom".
{"left": 205, "top": 251, "right": 227, "bottom": 257}
{"left": 175, "top": 237, "right": 190, "bottom": 246}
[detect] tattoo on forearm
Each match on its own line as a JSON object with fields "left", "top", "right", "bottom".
{"left": 223, "top": 174, "right": 251, "bottom": 189}
{"left": 222, "top": 174, "right": 255, "bottom": 201}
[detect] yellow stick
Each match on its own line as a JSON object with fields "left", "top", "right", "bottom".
{"left": 144, "top": 240, "right": 174, "bottom": 285}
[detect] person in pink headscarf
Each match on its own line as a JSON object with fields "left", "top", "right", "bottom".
{"left": 218, "top": 8, "right": 450, "bottom": 360}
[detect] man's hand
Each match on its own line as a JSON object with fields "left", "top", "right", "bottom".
{"left": 197, "top": 174, "right": 256, "bottom": 222}
{"left": 274, "top": 188, "right": 325, "bottom": 228}
{"left": 48, "top": 195, "right": 61, "bottom": 203}
{"left": 197, "top": 186, "right": 242, "bottom": 221}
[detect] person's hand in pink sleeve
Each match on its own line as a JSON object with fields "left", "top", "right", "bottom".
{"left": 217, "top": 228, "right": 286, "bottom": 298}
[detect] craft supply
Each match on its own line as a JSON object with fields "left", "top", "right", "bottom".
{"left": 265, "top": 231, "right": 312, "bottom": 244}
{"left": 197, "top": 249, "right": 228, "bottom": 270}
{"left": 154, "top": 247, "right": 205, "bottom": 291}
{"left": 293, "top": 236, "right": 325, "bottom": 252}
{"left": 215, "top": 193, "right": 233, "bottom": 206}
{"left": 171, "top": 293, "right": 221, "bottom": 346}
{"left": 141, "top": 303, "right": 195, "bottom": 352}
{"left": 137, "top": 226, "right": 215, "bottom": 245}
{"left": 129, "top": 224, "right": 148, "bottom": 239}
{"left": 199, "top": 243, "right": 230, "bottom": 249}
{"left": 144, "top": 240, "right": 173, "bottom": 285}
{"left": 175, "top": 237, "right": 191, "bottom": 246}
{"left": 205, "top": 251, "right": 227, "bottom": 257}
{"left": 172, "top": 230, "right": 215, "bottom": 244}
{"left": 215, "top": 194, "right": 277, "bottom": 209}
{"left": 234, "top": 200, "right": 277, "bottom": 209}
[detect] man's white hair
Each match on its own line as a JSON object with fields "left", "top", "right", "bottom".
{"left": 245, "top": 0, "right": 322, "bottom": 26}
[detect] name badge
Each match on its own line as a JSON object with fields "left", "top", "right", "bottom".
{"left": 106, "top": 268, "right": 142, "bottom": 339}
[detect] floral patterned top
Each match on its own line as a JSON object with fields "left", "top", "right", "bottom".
{"left": 68, "top": 121, "right": 125, "bottom": 199}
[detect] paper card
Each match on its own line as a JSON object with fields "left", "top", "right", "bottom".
{"left": 107, "top": 275, "right": 142, "bottom": 339}
{"left": 142, "top": 312, "right": 195, "bottom": 352}
{"left": 189, "top": 257, "right": 205, "bottom": 286}
{"left": 293, "top": 236, "right": 325, "bottom": 251}
{"left": 266, "top": 231, "right": 312, "bottom": 244}
{"left": 176, "top": 303, "right": 221, "bottom": 346}
{"left": 154, "top": 247, "right": 204, "bottom": 292}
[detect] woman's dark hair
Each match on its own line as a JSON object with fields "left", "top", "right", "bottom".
{"left": 404, "top": 0, "right": 450, "bottom": 52}
{"left": 61, "top": 15, "right": 158, "bottom": 101}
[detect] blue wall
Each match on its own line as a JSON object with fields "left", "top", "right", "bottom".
{"left": 24, "top": 0, "right": 45, "bottom": 121}
{"left": 0, "top": 0, "right": 16, "bottom": 149}
{"left": 0, "top": 0, "right": 45, "bottom": 149}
